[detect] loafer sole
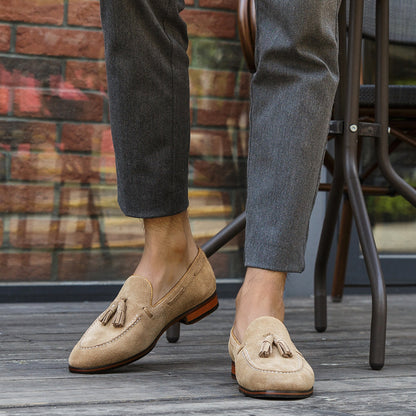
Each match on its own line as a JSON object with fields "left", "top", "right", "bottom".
{"left": 231, "top": 361, "right": 313, "bottom": 400}
{"left": 68, "top": 292, "right": 218, "bottom": 374}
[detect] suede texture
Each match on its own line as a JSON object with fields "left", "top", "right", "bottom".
{"left": 69, "top": 249, "right": 216, "bottom": 371}
{"left": 228, "top": 317, "right": 314, "bottom": 394}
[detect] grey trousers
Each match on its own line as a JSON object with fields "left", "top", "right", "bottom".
{"left": 100, "top": 0, "right": 340, "bottom": 273}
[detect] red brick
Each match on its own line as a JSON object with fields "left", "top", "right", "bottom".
{"left": 0, "top": 87, "right": 9, "bottom": 114}
{"left": 0, "top": 252, "right": 52, "bottom": 281}
{"left": 100, "top": 127, "right": 113, "bottom": 153}
{"left": 239, "top": 71, "right": 251, "bottom": 99}
{"left": 0, "top": 24, "right": 11, "bottom": 52}
{"left": 208, "top": 252, "right": 229, "bottom": 279}
{"left": 0, "top": 184, "right": 54, "bottom": 213}
{"left": 237, "top": 130, "right": 249, "bottom": 157}
{"left": 208, "top": 251, "right": 238, "bottom": 279}
{"left": 0, "top": 219, "right": 3, "bottom": 246}
{"left": 184, "top": 0, "right": 194, "bottom": 5}
{"left": 16, "top": 27, "right": 104, "bottom": 59}
{"left": 0, "top": 153, "right": 5, "bottom": 181}
{"left": 102, "top": 217, "right": 145, "bottom": 248}
{"left": 193, "top": 159, "right": 246, "bottom": 187}
{"left": 0, "top": 121, "right": 56, "bottom": 151}
{"left": 9, "top": 217, "right": 101, "bottom": 249}
{"left": 188, "top": 189, "right": 232, "bottom": 217}
{"left": 190, "top": 217, "right": 230, "bottom": 242}
{"left": 60, "top": 153, "right": 102, "bottom": 183}
{"left": 181, "top": 9, "right": 236, "bottom": 39}
{"left": 199, "top": 0, "right": 238, "bottom": 10}
{"left": 189, "top": 68, "right": 235, "bottom": 98}
{"left": 11, "top": 152, "right": 101, "bottom": 183}
{"left": 13, "top": 88, "right": 104, "bottom": 121}
{"left": 68, "top": 0, "right": 101, "bottom": 28}
{"left": 59, "top": 185, "right": 119, "bottom": 216}
{"left": 190, "top": 129, "right": 233, "bottom": 157}
{"left": 61, "top": 123, "right": 111, "bottom": 153}
{"left": 101, "top": 155, "right": 117, "bottom": 184}
{"left": 66, "top": 60, "right": 107, "bottom": 92}
{"left": 187, "top": 39, "right": 193, "bottom": 64}
{"left": 57, "top": 251, "right": 138, "bottom": 281}
{"left": 0, "top": 0, "right": 64, "bottom": 25}
{"left": 196, "top": 98, "right": 249, "bottom": 127}
{"left": 0, "top": 57, "right": 63, "bottom": 88}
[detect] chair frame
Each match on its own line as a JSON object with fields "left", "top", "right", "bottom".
{"left": 167, "top": 0, "right": 416, "bottom": 370}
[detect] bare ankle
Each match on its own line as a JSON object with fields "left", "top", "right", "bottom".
{"left": 134, "top": 210, "right": 198, "bottom": 301}
{"left": 143, "top": 211, "right": 197, "bottom": 259}
{"left": 233, "top": 268, "right": 287, "bottom": 341}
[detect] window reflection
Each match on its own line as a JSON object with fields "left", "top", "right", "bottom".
{"left": 0, "top": 3, "right": 249, "bottom": 282}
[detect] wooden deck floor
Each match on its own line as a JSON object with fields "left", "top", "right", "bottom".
{"left": 1, "top": 295, "right": 415, "bottom": 415}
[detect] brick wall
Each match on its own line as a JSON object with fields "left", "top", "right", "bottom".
{"left": 0, "top": 0, "right": 249, "bottom": 282}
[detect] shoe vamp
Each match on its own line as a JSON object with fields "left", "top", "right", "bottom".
{"left": 79, "top": 303, "right": 143, "bottom": 348}
{"left": 241, "top": 348, "right": 305, "bottom": 373}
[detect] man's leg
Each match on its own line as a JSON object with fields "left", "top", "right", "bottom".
{"left": 229, "top": 0, "right": 341, "bottom": 399}
{"left": 68, "top": 0, "right": 218, "bottom": 373}
{"left": 100, "top": 0, "right": 197, "bottom": 301}
{"left": 235, "top": 0, "right": 340, "bottom": 341}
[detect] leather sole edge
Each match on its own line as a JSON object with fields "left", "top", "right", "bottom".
{"left": 231, "top": 361, "right": 313, "bottom": 400}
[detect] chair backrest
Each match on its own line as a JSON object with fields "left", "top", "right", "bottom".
{"left": 361, "top": 0, "right": 416, "bottom": 45}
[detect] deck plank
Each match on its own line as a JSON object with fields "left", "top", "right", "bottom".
{"left": 0, "top": 295, "right": 415, "bottom": 415}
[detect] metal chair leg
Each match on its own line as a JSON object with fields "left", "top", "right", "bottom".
{"left": 166, "top": 323, "right": 180, "bottom": 343}
{"left": 343, "top": 0, "right": 386, "bottom": 370}
{"left": 314, "top": 0, "right": 347, "bottom": 333}
{"left": 314, "top": 137, "right": 345, "bottom": 332}
{"left": 331, "top": 197, "right": 353, "bottom": 302}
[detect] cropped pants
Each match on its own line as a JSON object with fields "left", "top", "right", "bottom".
{"left": 100, "top": 0, "right": 341, "bottom": 273}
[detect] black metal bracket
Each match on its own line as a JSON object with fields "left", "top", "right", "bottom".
{"left": 329, "top": 120, "right": 383, "bottom": 138}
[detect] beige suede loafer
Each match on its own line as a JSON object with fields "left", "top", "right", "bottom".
{"left": 69, "top": 248, "right": 217, "bottom": 373}
{"left": 228, "top": 316, "right": 314, "bottom": 399}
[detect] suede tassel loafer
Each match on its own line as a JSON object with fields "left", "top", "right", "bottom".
{"left": 69, "top": 248, "right": 218, "bottom": 373}
{"left": 228, "top": 316, "right": 314, "bottom": 399}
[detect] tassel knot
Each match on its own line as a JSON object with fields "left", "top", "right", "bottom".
{"left": 112, "top": 298, "right": 127, "bottom": 327}
{"left": 259, "top": 334, "right": 274, "bottom": 358}
{"left": 98, "top": 298, "right": 127, "bottom": 328}
{"left": 259, "top": 333, "right": 293, "bottom": 358}
{"left": 98, "top": 302, "right": 117, "bottom": 325}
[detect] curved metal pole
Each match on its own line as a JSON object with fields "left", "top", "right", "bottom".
{"left": 343, "top": 0, "right": 386, "bottom": 370}
{"left": 201, "top": 212, "right": 246, "bottom": 257}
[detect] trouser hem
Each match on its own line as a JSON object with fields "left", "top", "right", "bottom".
{"left": 119, "top": 201, "right": 189, "bottom": 220}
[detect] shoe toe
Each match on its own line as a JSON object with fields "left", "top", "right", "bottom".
{"left": 68, "top": 315, "right": 144, "bottom": 371}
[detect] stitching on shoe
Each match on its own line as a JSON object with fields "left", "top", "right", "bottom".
{"left": 79, "top": 316, "right": 141, "bottom": 350}
{"left": 230, "top": 329, "right": 244, "bottom": 356}
{"left": 241, "top": 348, "right": 304, "bottom": 374}
{"left": 167, "top": 287, "right": 185, "bottom": 305}
{"left": 153, "top": 250, "right": 204, "bottom": 307}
